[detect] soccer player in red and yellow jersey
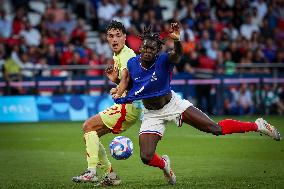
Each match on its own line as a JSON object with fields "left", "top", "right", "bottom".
{"left": 72, "top": 21, "right": 142, "bottom": 186}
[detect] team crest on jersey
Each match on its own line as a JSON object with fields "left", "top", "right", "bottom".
{"left": 151, "top": 72, "right": 157, "bottom": 81}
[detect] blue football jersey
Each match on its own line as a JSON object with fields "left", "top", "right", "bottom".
{"left": 115, "top": 53, "right": 174, "bottom": 104}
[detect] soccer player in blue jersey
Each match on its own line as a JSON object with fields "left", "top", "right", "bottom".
{"left": 112, "top": 23, "right": 282, "bottom": 185}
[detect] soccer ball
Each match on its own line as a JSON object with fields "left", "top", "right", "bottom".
{"left": 109, "top": 136, "right": 133, "bottom": 160}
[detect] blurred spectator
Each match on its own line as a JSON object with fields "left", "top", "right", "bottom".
{"left": 87, "top": 51, "right": 103, "bottom": 76}
{"left": 94, "top": 33, "right": 112, "bottom": 58}
{"left": 224, "top": 84, "right": 254, "bottom": 115}
{"left": 180, "top": 21, "right": 195, "bottom": 42}
{"left": 197, "top": 47, "right": 216, "bottom": 70}
{"left": 195, "top": 48, "right": 216, "bottom": 114}
{"left": 214, "top": 0, "right": 233, "bottom": 24}
{"left": 260, "top": 18, "right": 274, "bottom": 39}
{"left": 253, "top": 48, "right": 266, "bottom": 64}
{"left": 262, "top": 38, "right": 277, "bottom": 63}
{"left": 113, "top": 9, "right": 131, "bottom": 29}
{"left": 130, "top": 9, "right": 142, "bottom": 32}
{"left": 34, "top": 57, "right": 50, "bottom": 77}
{"left": 20, "top": 22, "right": 41, "bottom": 46}
{"left": 61, "top": 12, "right": 76, "bottom": 36}
{"left": 3, "top": 51, "right": 23, "bottom": 95}
{"left": 232, "top": 0, "right": 245, "bottom": 28}
{"left": 251, "top": 7, "right": 262, "bottom": 26}
{"left": 180, "top": 1, "right": 195, "bottom": 28}
{"left": 200, "top": 30, "right": 211, "bottom": 51}
{"left": 251, "top": 0, "right": 267, "bottom": 22}
{"left": 224, "top": 86, "right": 239, "bottom": 115}
{"left": 71, "top": 19, "right": 87, "bottom": 44}
{"left": 60, "top": 43, "right": 74, "bottom": 65}
{"left": 260, "top": 84, "right": 284, "bottom": 115}
{"left": 253, "top": 47, "right": 270, "bottom": 73}
{"left": 12, "top": 6, "right": 26, "bottom": 35}
{"left": 219, "top": 30, "right": 230, "bottom": 51}
{"left": 46, "top": 44, "right": 59, "bottom": 66}
{"left": 117, "top": 0, "right": 132, "bottom": 17}
{"left": 126, "top": 26, "right": 141, "bottom": 54}
{"left": 20, "top": 53, "right": 34, "bottom": 78}
{"left": 237, "top": 84, "right": 254, "bottom": 115}
{"left": 224, "top": 22, "right": 239, "bottom": 41}
{"left": 206, "top": 40, "right": 218, "bottom": 61}
{"left": 45, "top": 0, "right": 66, "bottom": 23}
{"left": 150, "top": 0, "right": 166, "bottom": 21}
{"left": 240, "top": 15, "right": 259, "bottom": 40}
{"left": 228, "top": 41, "right": 241, "bottom": 63}
{"left": 0, "top": 44, "right": 5, "bottom": 78}
{"left": 223, "top": 50, "right": 236, "bottom": 75}
{"left": 97, "top": 0, "right": 117, "bottom": 29}
{"left": 0, "top": 10, "right": 12, "bottom": 38}
{"left": 250, "top": 31, "right": 260, "bottom": 51}
{"left": 266, "top": 4, "right": 278, "bottom": 29}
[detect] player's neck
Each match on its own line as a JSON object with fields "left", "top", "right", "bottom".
{"left": 141, "top": 60, "right": 154, "bottom": 69}
{"left": 114, "top": 45, "right": 125, "bottom": 55}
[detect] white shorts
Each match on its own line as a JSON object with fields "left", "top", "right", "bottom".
{"left": 139, "top": 91, "right": 193, "bottom": 137}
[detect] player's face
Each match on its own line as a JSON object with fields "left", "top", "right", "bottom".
{"left": 140, "top": 39, "right": 159, "bottom": 62}
{"left": 106, "top": 28, "right": 126, "bottom": 54}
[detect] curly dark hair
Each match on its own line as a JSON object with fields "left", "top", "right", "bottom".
{"left": 139, "top": 26, "right": 165, "bottom": 50}
{"left": 106, "top": 20, "right": 126, "bottom": 34}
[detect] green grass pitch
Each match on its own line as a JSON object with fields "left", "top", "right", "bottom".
{"left": 0, "top": 116, "right": 283, "bottom": 189}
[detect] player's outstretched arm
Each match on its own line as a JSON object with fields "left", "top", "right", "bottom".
{"left": 112, "top": 68, "right": 130, "bottom": 99}
{"left": 168, "top": 22, "right": 183, "bottom": 64}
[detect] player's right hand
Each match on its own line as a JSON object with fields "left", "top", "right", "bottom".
{"left": 168, "top": 22, "right": 181, "bottom": 41}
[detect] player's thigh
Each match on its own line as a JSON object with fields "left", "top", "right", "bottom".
{"left": 183, "top": 106, "right": 220, "bottom": 133}
{"left": 100, "top": 103, "right": 141, "bottom": 133}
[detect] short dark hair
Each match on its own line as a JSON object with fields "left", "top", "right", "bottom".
{"left": 106, "top": 20, "right": 126, "bottom": 34}
{"left": 139, "top": 26, "right": 165, "bottom": 50}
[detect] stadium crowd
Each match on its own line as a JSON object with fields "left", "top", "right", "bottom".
{"left": 0, "top": 0, "right": 284, "bottom": 115}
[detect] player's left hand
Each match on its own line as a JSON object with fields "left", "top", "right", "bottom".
{"left": 168, "top": 22, "right": 180, "bottom": 41}
{"left": 110, "top": 87, "right": 118, "bottom": 95}
{"left": 105, "top": 65, "right": 118, "bottom": 83}
{"left": 112, "top": 93, "right": 121, "bottom": 99}
{"left": 110, "top": 87, "right": 122, "bottom": 99}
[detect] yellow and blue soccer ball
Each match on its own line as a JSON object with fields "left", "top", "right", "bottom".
{"left": 109, "top": 136, "right": 133, "bottom": 160}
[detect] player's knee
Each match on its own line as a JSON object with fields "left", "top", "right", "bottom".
{"left": 82, "top": 119, "right": 95, "bottom": 133}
